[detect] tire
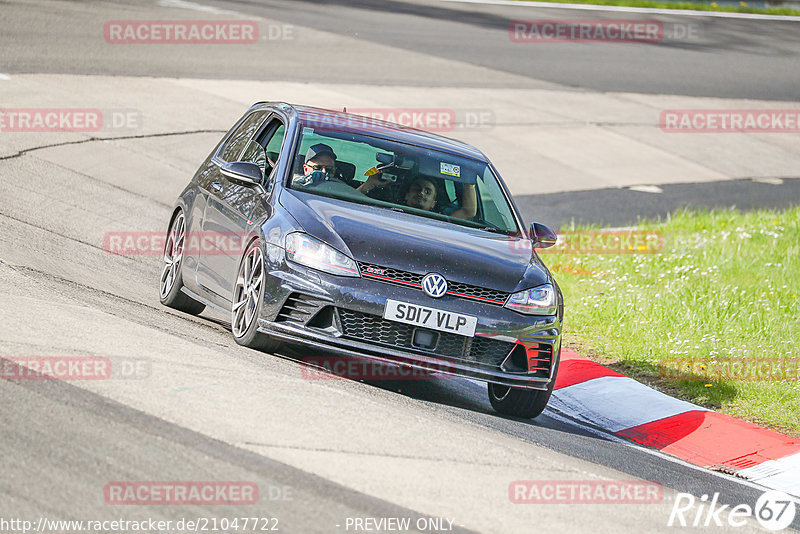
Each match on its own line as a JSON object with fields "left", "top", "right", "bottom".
{"left": 159, "top": 210, "right": 206, "bottom": 315}
{"left": 488, "top": 348, "right": 561, "bottom": 419}
{"left": 231, "top": 239, "right": 282, "bottom": 352}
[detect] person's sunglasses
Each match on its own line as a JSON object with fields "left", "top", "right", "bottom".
{"left": 306, "top": 163, "right": 336, "bottom": 173}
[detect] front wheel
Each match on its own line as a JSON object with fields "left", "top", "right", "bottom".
{"left": 488, "top": 349, "right": 560, "bottom": 419}
{"left": 231, "top": 239, "right": 282, "bottom": 352}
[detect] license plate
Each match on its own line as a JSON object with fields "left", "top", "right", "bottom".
{"left": 383, "top": 299, "right": 477, "bottom": 337}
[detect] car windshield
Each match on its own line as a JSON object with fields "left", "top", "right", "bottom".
{"left": 287, "top": 124, "right": 520, "bottom": 235}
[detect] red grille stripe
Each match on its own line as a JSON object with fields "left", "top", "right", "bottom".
{"left": 362, "top": 273, "right": 421, "bottom": 288}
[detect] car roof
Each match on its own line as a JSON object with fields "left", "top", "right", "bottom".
{"left": 255, "top": 102, "right": 489, "bottom": 163}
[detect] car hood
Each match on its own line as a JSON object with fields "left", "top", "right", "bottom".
{"left": 279, "top": 190, "right": 550, "bottom": 293}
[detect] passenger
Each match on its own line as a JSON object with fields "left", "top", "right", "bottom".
{"left": 403, "top": 177, "right": 438, "bottom": 212}
{"left": 359, "top": 174, "right": 477, "bottom": 220}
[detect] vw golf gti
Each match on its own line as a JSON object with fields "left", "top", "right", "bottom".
{"left": 159, "top": 102, "right": 563, "bottom": 418}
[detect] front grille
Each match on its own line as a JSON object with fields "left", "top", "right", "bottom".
{"left": 447, "top": 281, "right": 508, "bottom": 303}
{"left": 338, "top": 308, "right": 515, "bottom": 369}
{"left": 357, "top": 262, "right": 508, "bottom": 305}
{"left": 360, "top": 264, "right": 422, "bottom": 286}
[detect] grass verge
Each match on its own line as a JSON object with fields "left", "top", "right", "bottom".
{"left": 517, "top": 0, "right": 800, "bottom": 16}
{"left": 543, "top": 205, "right": 800, "bottom": 435}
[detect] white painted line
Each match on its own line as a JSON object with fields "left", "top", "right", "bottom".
{"left": 739, "top": 460, "right": 789, "bottom": 480}
{"left": 628, "top": 184, "right": 664, "bottom": 193}
{"left": 0, "top": 74, "right": 10, "bottom": 80}
{"left": 743, "top": 469, "right": 800, "bottom": 497}
{"left": 752, "top": 177, "right": 784, "bottom": 185}
{"left": 550, "top": 375, "right": 707, "bottom": 432}
{"left": 157, "top": 0, "right": 238, "bottom": 15}
{"left": 442, "top": 0, "right": 800, "bottom": 21}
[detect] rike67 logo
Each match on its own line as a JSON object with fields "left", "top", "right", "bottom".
{"left": 668, "top": 490, "right": 796, "bottom": 531}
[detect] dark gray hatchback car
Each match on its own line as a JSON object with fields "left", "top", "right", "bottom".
{"left": 160, "top": 102, "right": 563, "bottom": 418}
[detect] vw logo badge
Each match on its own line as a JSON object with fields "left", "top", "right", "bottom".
{"left": 421, "top": 273, "right": 448, "bottom": 298}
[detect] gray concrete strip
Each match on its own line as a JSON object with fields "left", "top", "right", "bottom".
{"left": 4, "top": 74, "right": 799, "bottom": 198}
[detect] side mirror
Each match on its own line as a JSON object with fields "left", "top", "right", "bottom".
{"left": 221, "top": 161, "right": 263, "bottom": 186}
{"left": 530, "top": 222, "right": 558, "bottom": 249}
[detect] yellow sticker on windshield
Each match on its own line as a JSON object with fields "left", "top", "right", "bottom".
{"left": 440, "top": 163, "right": 460, "bottom": 177}
{"left": 364, "top": 166, "right": 380, "bottom": 176}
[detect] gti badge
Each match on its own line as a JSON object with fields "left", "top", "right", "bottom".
{"left": 364, "top": 266, "right": 386, "bottom": 276}
{"left": 421, "top": 273, "right": 448, "bottom": 298}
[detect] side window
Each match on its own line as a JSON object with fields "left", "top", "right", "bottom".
{"left": 219, "top": 110, "right": 268, "bottom": 163}
{"left": 477, "top": 168, "right": 514, "bottom": 230}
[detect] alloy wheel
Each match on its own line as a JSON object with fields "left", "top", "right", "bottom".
{"left": 160, "top": 213, "right": 185, "bottom": 299}
{"left": 232, "top": 244, "right": 264, "bottom": 338}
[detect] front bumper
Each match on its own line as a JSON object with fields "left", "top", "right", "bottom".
{"left": 258, "top": 250, "right": 562, "bottom": 390}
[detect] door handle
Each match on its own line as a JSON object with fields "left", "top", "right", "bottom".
{"left": 210, "top": 182, "right": 223, "bottom": 192}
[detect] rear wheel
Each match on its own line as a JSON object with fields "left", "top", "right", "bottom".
{"left": 231, "top": 239, "right": 282, "bottom": 352}
{"left": 159, "top": 210, "right": 205, "bottom": 315}
{"left": 488, "top": 349, "right": 560, "bottom": 419}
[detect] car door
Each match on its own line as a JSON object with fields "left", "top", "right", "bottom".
{"left": 198, "top": 116, "right": 286, "bottom": 302}
{"left": 195, "top": 109, "right": 269, "bottom": 299}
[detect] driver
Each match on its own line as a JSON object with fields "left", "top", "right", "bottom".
{"left": 292, "top": 143, "right": 338, "bottom": 186}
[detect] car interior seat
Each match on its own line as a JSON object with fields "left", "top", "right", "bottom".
{"left": 334, "top": 161, "right": 356, "bottom": 186}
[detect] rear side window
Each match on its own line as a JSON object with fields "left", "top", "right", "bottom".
{"left": 219, "top": 110, "right": 269, "bottom": 163}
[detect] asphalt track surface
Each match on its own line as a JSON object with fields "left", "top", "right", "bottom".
{"left": 4, "top": 0, "right": 800, "bottom": 99}
{"left": 1, "top": 0, "right": 799, "bottom": 532}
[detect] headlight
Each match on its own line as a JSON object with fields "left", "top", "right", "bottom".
{"left": 504, "top": 284, "right": 557, "bottom": 315}
{"left": 285, "top": 233, "right": 360, "bottom": 277}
